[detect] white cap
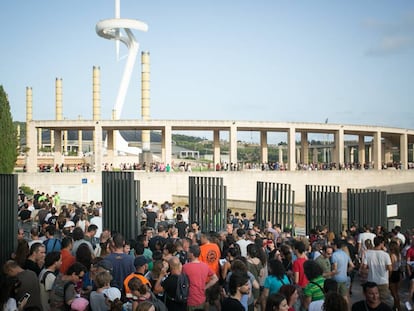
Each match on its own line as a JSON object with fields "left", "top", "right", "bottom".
{"left": 64, "top": 220, "right": 75, "bottom": 228}
{"left": 103, "top": 287, "right": 121, "bottom": 302}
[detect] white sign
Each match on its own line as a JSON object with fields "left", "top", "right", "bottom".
{"left": 387, "top": 204, "right": 398, "bottom": 218}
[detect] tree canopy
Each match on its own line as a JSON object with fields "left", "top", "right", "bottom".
{"left": 0, "top": 85, "right": 18, "bottom": 173}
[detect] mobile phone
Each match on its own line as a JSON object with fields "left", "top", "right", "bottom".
{"left": 19, "top": 293, "right": 30, "bottom": 303}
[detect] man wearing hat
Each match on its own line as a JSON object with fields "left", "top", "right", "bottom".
{"left": 123, "top": 255, "right": 152, "bottom": 298}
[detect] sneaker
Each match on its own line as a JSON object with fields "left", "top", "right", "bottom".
{"left": 405, "top": 301, "right": 412, "bottom": 311}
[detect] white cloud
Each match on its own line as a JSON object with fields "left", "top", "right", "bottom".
{"left": 364, "top": 11, "right": 414, "bottom": 56}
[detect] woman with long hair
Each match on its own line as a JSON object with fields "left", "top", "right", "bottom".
{"left": 389, "top": 239, "right": 402, "bottom": 310}
{"left": 13, "top": 239, "right": 30, "bottom": 268}
{"left": 279, "top": 285, "right": 299, "bottom": 311}
{"left": 76, "top": 243, "right": 93, "bottom": 296}
{"left": 246, "top": 244, "right": 264, "bottom": 305}
{"left": 265, "top": 293, "right": 289, "bottom": 311}
{"left": 261, "top": 259, "right": 291, "bottom": 311}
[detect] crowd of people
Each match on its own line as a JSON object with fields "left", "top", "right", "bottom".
{"left": 2, "top": 190, "right": 414, "bottom": 311}
{"left": 36, "top": 159, "right": 414, "bottom": 174}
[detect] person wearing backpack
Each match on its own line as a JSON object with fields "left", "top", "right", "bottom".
{"left": 39, "top": 251, "right": 62, "bottom": 311}
{"left": 155, "top": 256, "right": 187, "bottom": 311}
{"left": 49, "top": 262, "right": 87, "bottom": 311}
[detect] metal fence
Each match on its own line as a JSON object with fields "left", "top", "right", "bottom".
{"left": 102, "top": 171, "right": 140, "bottom": 240}
{"left": 188, "top": 176, "right": 227, "bottom": 232}
{"left": 0, "top": 174, "right": 18, "bottom": 266}
{"left": 347, "top": 189, "right": 387, "bottom": 230}
{"left": 256, "top": 182, "right": 295, "bottom": 232}
{"left": 305, "top": 185, "right": 342, "bottom": 235}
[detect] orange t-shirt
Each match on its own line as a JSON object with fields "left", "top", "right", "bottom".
{"left": 60, "top": 249, "right": 76, "bottom": 274}
{"left": 199, "top": 242, "right": 221, "bottom": 277}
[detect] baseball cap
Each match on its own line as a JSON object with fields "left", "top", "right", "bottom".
{"left": 103, "top": 287, "right": 122, "bottom": 302}
{"left": 64, "top": 221, "right": 75, "bottom": 228}
{"left": 95, "top": 259, "right": 113, "bottom": 272}
{"left": 134, "top": 255, "right": 149, "bottom": 267}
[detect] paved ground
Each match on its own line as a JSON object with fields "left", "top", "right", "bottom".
{"left": 350, "top": 273, "right": 412, "bottom": 310}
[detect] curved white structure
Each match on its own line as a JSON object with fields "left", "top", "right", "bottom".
{"left": 96, "top": 4, "right": 148, "bottom": 155}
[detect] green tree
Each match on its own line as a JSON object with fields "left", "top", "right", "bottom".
{"left": 0, "top": 85, "right": 18, "bottom": 173}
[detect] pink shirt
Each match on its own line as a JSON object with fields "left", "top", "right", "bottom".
{"left": 182, "top": 261, "right": 215, "bottom": 306}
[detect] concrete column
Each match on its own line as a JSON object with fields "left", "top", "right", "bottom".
{"left": 213, "top": 130, "right": 220, "bottom": 167}
{"left": 344, "top": 146, "right": 350, "bottom": 164}
{"left": 333, "top": 128, "right": 344, "bottom": 168}
{"left": 358, "top": 135, "right": 365, "bottom": 166}
{"left": 111, "top": 109, "right": 117, "bottom": 157}
{"left": 411, "top": 144, "right": 414, "bottom": 164}
{"left": 63, "top": 130, "right": 68, "bottom": 155}
{"left": 400, "top": 133, "right": 408, "bottom": 170}
{"left": 350, "top": 147, "right": 355, "bottom": 164}
{"left": 368, "top": 146, "right": 372, "bottom": 163}
{"left": 16, "top": 124, "right": 21, "bottom": 153}
{"left": 312, "top": 147, "right": 318, "bottom": 164}
{"left": 93, "top": 67, "right": 101, "bottom": 160}
{"left": 38, "top": 128, "right": 42, "bottom": 150}
{"left": 25, "top": 87, "right": 35, "bottom": 171}
{"left": 384, "top": 150, "right": 392, "bottom": 164}
{"left": 162, "top": 125, "right": 172, "bottom": 167}
{"left": 107, "top": 131, "right": 115, "bottom": 164}
{"left": 288, "top": 127, "right": 296, "bottom": 171}
{"left": 229, "top": 124, "right": 238, "bottom": 166}
{"left": 141, "top": 52, "right": 151, "bottom": 152}
{"left": 278, "top": 147, "right": 283, "bottom": 164}
{"left": 78, "top": 130, "right": 83, "bottom": 156}
{"left": 260, "top": 131, "right": 268, "bottom": 164}
{"left": 300, "top": 132, "right": 309, "bottom": 164}
{"left": 54, "top": 130, "right": 63, "bottom": 166}
{"left": 373, "top": 131, "right": 382, "bottom": 170}
{"left": 56, "top": 78, "right": 63, "bottom": 120}
{"left": 50, "top": 131, "right": 54, "bottom": 150}
{"left": 26, "top": 121, "right": 37, "bottom": 173}
{"left": 94, "top": 122, "right": 103, "bottom": 172}
{"left": 92, "top": 66, "right": 101, "bottom": 121}
{"left": 296, "top": 147, "right": 301, "bottom": 164}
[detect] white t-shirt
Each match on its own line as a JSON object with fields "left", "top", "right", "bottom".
{"left": 363, "top": 249, "right": 391, "bottom": 285}
{"left": 236, "top": 239, "right": 253, "bottom": 257}
{"left": 358, "top": 232, "right": 376, "bottom": 250}
{"left": 309, "top": 299, "right": 324, "bottom": 311}
{"left": 3, "top": 298, "right": 17, "bottom": 311}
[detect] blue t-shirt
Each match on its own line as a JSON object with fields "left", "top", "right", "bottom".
{"left": 331, "top": 249, "right": 350, "bottom": 283}
{"left": 264, "top": 274, "right": 291, "bottom": 295}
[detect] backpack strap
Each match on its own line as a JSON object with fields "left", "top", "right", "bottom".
{"left": 310, "top": 281, "right": 324, "bottom": 293}
{"left": 51, "top": 239, "right": 58, "bottom": 252}
{"left": 41, "top": 270, "right": 54, "bottom": 284}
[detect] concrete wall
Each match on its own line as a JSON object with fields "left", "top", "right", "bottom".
{"left": 18, "top": 170, "right": 414, "bottom": 208}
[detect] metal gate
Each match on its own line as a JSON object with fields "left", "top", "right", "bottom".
{"left": 255, "top": 182, "right": 295, "bottom": 232}
{"left": 0, "top": 174, "right": 17, "bottom": 266}
{"left": 305, "top": 185, "right": 342, "bottom": 236}
{"left": 387, "top": 192, "right": 414, "bottom": 231}
{"left": 188, "top": 176, "right": 227, "bottom": 232}
{"left": 102, "top": 171, "right": 140, "bottom": 240}
{"left": 347, "top": 189, "right": 387, "bottom": 229}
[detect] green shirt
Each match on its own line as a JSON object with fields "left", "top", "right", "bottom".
{"left": 315, "top": 255, "right": 331, "bottom": 277}
{"left": 303, "top": 275, "right": 325, "bottom": 301}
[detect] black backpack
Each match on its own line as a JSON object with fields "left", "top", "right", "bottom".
{"left": 174, "top": 273, "right": 189, "bottom": 303}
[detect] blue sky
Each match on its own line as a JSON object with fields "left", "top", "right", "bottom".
{"left": 1, "top": 1, "right": 414, "bottom": 137}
